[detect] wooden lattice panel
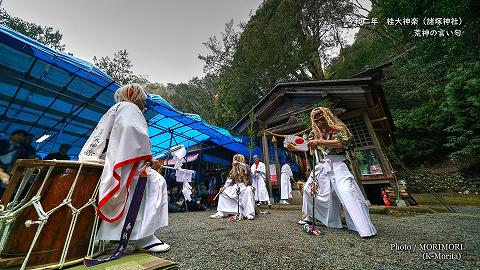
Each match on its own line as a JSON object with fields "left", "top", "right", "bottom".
{"left": 345, "top": 116, "right": 373, "bottom": 148}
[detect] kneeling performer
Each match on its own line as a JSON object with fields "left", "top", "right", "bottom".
{"left": 300, "top": 107, "right": 376, "bottom": 238}
{"left": 79, "top": 84, "right": 169, "bottom": 254}
{"left": 210, "top": 154, "right": 256, "bottom": 220}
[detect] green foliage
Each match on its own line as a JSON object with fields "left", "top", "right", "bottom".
{"left": 0, "top": 8, "right": 65, "bottom": 51}
{"left": 93, "top": 50, "right": 148, "bottom": 85}
{"left": 198, "top": 19, "right": 240, "bottom": 76}
{"left": 166, "top": 75, "right": 220, "bottom": 125}
{"left": 247, "top": 110, "right": 257, "bottom": 162}
{"left": 144, "top": 83, "right": 173, "bottom": 98}
{"left": 211, "top": 0, "right": 362, "bottom": 127}
{"left": 442, "top": 62, "right": 480, "bottom": 170}
{"left": 327, "top": 0, "right": 480, "bottom": 172}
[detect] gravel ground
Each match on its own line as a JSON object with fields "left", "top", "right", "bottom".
{"left": 107, "top": 209, "right": 479, "bottom": 270}
{"left": 427, "top": 204, "right": 480, "bottom": 215}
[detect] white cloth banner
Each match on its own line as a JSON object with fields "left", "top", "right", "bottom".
{"left": 171, "top": 145, "right": 186, "bottom": 169}
{"left": 182, "top": 182, "right": 192, "bottom": 201}
{"left": 175, "top": 168, "right": 195, "bottom": 183}
{"left": 175, "top": 167, "right": 194, "bottom": 202}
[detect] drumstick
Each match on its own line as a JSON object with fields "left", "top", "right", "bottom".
{"left": 139, "top": 161, "right": 152, "bottom": 173}
{"left": 213, "top": 191, "right": 221, "bottom": 201}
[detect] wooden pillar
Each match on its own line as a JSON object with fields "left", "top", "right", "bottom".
{"left": 362, "top": 111, "right": 394, "bottom": 202}
{"left": 349, "top": 149, "right": 369, "bottom": 203}
{"left": 261, "top": 132, "right": 273, "bottom": 200}
{"left": 272, "top": 136, "right": 281, "bottom": 199}
{"left": 363, "top": 112, "right": 393, "bottom": 177}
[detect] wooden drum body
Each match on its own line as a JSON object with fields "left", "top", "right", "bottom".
{"left": 0, "top": 159, "right": 104, "bottom": 269}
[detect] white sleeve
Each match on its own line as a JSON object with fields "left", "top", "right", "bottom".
{"left": 259, "top": 163, "right": 266, "bottom": 174}
{"left": 224, "top": 178, "right": 233, "bottom": 187}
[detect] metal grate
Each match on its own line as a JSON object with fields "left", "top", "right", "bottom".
{"left": 345, "top": 116, "right": 373, "bottom": 148}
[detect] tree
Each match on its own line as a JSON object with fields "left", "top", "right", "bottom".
{"left": 0, "top": 8, "right": 65, "bottom": 51}
{"left": 93, "top": 50, "right": 147, "bottom": 85}
{"left": 327, "top": 0, "right": 480, "bottom": 171}
{"left": 443, "top": 62, "right": 480, "bottom": 172}
{"left": 198, "top": 19, "right": 240, "bottom": 76}
{"left": 144, "top": 82, "right": 174, "bottom": 98}
{"left": 208, "top": 0, "right": 364, "bottom": 127}
{"left": 166, "top": 74, "right": 220, "bottom": 124}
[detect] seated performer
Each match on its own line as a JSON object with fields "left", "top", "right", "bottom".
{"left": 250, "top": 155, "right": 271, "bottom": 206}
{"left": 210, "top": 154, "right": 256, "bottom": 220}
{"left": 79, "top": 83, "right": 170, "bottom": 252}
{"left": 299, "top": 107, "right": 376, "bottom": 238}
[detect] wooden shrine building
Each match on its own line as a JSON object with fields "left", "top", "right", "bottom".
{"left": 232, "top": 64, "right": 404, "bottom": 204}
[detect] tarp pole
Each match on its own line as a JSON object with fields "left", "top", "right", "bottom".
{"left": 164, "top": 133, "right": 173, "bottom": 178}
{"left": 196, "top": 145, "right": 203, "bottom": 183}
{"left": 50, "top": 119, "right": 67, "bottom": 154}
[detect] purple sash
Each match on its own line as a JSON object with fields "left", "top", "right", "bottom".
{"left": 84, "top": 171, "right": 148, "bottom": 267}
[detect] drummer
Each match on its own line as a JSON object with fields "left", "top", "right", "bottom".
{"left": 79, "top": 84, "right": 170, "bottom": 252}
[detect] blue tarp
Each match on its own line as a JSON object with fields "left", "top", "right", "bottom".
{"left": 0, "top": 24, "right": 253, "bottom": 158}
{"left": 145, "top": 95, "right": 255, "bottom": 157}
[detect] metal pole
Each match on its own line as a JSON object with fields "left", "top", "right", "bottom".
{"left": 196, "top": 145, "right": 203, "bottom": 183}
{"left": 49, "top": 119, "right": 67, "bottom": 154}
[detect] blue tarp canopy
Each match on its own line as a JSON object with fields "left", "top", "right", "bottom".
{"left": 145, "top": 95, "right": 254, "bottom": 157}
{"left": 0, "top": 24, "right": 253, "bottom": 158}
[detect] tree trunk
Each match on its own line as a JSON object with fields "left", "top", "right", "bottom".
{"left": 309, "top": 57, "right": 325, "bottom": 80}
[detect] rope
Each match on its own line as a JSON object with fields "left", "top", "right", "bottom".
{"left": 58, "top": 163, "right": 84, "bottom": 267}
{"left": 12, "top": 168, "right": 34, "bottom": 203}
{"left": 60, "top": 208, "right": 79, "bottom": 268}
{"left": 0, "top": 219, "right": 12, "bottom": 251}
{"left": 263, "top": 128, "right": 309, "bottom": 138}
{"left": 387, "top": 150, "right": 456, "bottom": 212}
{"left": 20, "top": 220, "right": 46, "bottom": 270}
{"left": 87, "top": 213, "right": 100, "bottom": 257}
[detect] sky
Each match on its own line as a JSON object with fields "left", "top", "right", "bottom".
{"left": 2, "top": 0, "right": 263, "bottom": 84}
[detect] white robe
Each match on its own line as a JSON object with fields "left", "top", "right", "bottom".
{"left": 302, "top": 155, "right": 376, "bottom": 237}
{"left": 250, "top": 162, "right": 270, "bottom": 202}
{"left": 79, "top": 102, "right": 168, "bottom": 240}
{"left": 217, "top": 178, "right": 255, "bottom": 217}
{"left": 280, "top": 164, "right": 293, "bottom": 200}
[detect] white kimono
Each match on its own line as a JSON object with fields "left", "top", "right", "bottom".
{"left": 79, "top": 102, "right": 168, "bottom": 240}
{"left": 280, "top": 164, "right": 293, "bottom": 200}
{"left": 217, "top": 178, "right": 255, "bottom": 217}
{"left": 302, "top": 155, "right": 376, "bottom": 237}
{"left": 250, "top": 162, "right": 270, "bottom": 202}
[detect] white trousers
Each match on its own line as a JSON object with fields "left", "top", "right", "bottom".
{"left": 97, "top": 167, "right": 169, "bottom": 240}
{"left": 302, "top": 155, "right": 376, "bottom": 237}
{"left": 217, "top": 183, "right": 256, "bottom": 217}
{"left": 252, "top": 175, "right": 269, "bottom": 202}
{"left": 280, "top": 173, "right": 292, "bottom": 200}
